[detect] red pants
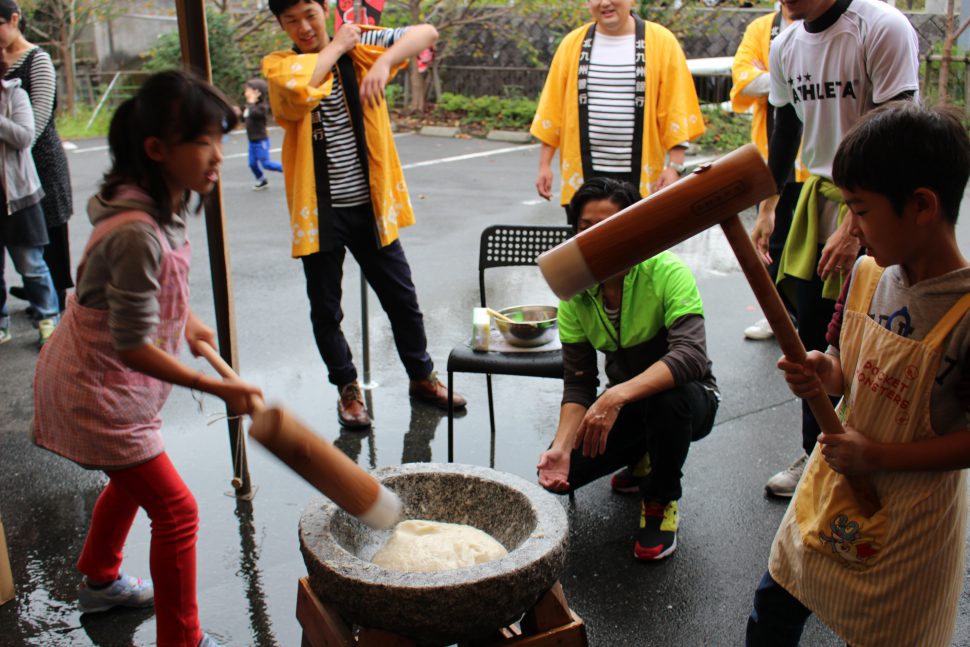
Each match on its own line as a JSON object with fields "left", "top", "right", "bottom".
{"left": 77, "top": 452, "right": 201, "bottom": 647}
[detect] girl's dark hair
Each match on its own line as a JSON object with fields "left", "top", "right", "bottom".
{"left": 245, "top": 77, "right": 269, "bottom": 102}
{"left": 833, "top": 101, "right": 970, "bottom": 225}
{"left": 0, "top": 0, "right": 25, "bottom": 35}
{"left": 101, "top": 69, "right": 238, "bottom": 224}
{"left": 568, "top": 177, "right": 641, "bottom": 231}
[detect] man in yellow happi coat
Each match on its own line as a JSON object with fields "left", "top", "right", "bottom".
{"left": 531, "top": 0, "right": 704, "bottom": 224}
{"left": 263, "top": 0, "right": 466, "bottom": 429}
{"left": 730, "top": 5, "right": 807, "bottom": 345}
{"left": 730, "top": 4, "right": 807, "bottom": 171}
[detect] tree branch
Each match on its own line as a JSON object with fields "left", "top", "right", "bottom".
{"left": 234, "top": 14, "right": 275, "bottom": 42}
{"left": 953, "top": 15, "right": 970, "bottom": 41}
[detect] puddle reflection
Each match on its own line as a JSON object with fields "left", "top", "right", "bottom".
{"left": 233, "top": 499, "right": 278, "bottom": 647}
{"left": 401, "top": 404, "right": 447, "bottom": 464}
{"left": 80, "top": 606, "right": 153, "bottom": 646}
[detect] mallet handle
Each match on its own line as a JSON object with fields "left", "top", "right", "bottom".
{"left": 197, "top": 340, "right": 401, "bottom": 528}
{"left": 719, "top": 215, "right": 880, "bottom": 516}
{"left": 196, "top": 341, "right": 266, "bottom": 412}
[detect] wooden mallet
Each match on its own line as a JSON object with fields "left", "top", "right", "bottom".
{"left": 538, "top": 144, "right": 880, "bottom": 516}
{"left": 197, "top": 341, "right": 401, "bottom": 529}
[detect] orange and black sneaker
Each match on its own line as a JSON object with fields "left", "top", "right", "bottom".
{"left": 634, "top": 500, "right": 678, "bottom": 561}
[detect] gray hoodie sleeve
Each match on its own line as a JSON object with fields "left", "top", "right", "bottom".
{"left": 0, "top": 87, "right": 35, "bottom": 150}
{"left": 76, "top": 222, "right": 164, "bottom": 351}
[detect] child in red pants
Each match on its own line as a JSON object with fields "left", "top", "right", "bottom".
{"left": 33, "top": 71, "right": 261, "bottom": 647}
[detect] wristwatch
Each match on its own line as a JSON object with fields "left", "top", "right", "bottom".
{"left": 665, "top": 161, "right": 688, "bottom": 175}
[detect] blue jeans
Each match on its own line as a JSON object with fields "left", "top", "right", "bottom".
{"left": 300, "top": 203, "right": 433, "bottom": 387}
{"left": 248, "top": 138, "right": 282, "bottom": 181}
{"left": 0, "top": 243, "right": 59, "bottom": 328}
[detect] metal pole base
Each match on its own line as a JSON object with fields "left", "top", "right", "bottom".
{"left": 225, "top": 483, "right": 259, "bottom": 502}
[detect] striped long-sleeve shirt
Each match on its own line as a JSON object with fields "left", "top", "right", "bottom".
{"left": 8, "top": 47, "right": 55, "bottom": 146}
{"left": 314, "top": 27, "right": 407, "bottom": 207}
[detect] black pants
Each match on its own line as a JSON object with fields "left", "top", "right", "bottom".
{"left": 566, "top": 382, "right": 718, "bottom": 502}
{"left": 301, "top": 204, "right": 433, "bottom": 388}
{"left": 768, "top": 183, "right": 801, "bottom": 299}
{"left": 786, "top": 245, "right": 840, "bottom": 455}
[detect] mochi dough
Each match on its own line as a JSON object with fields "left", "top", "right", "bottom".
{"left": 371, "top": 519, "right": 508, "bottom": 572}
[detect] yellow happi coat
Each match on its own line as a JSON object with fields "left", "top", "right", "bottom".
{"left": 730, "top": 12, "right": 808, "bottom": 181}
{"left": 530, "top": 21, "right": 704, "bottom": 206}
{"left": 263, "top": 28, "right": 413, "bottom": 258}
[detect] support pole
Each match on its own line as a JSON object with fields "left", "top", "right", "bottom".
{"left": 360, "top": 275, "right": 377, "bottom": 390}
{"left": 174, "top": 0, "right": 253, "bottom": 498}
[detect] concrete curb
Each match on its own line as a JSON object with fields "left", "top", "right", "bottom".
{"left": 419, "top": 125, "right": 460, "bottom": 138}
{"left": 485, "top": 130, "right": 533, "bottom": 144}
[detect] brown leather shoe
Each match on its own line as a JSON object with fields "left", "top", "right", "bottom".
{"left": 409, "top": 371, "right": 467, "bottom": 410}
{"left": 337, "top": 382, "right": 371, "bottom": 429}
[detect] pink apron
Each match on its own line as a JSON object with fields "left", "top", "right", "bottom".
{"left": 33, "top": 210, "right": 191, "bottom": 469}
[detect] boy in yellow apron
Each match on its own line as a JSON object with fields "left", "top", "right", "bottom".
{"left": 746, "top": 102, "right": 970, "bottom": 646}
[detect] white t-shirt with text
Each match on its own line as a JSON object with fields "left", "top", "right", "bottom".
{"left": 768, "top": 0, "right": 919, "bottom": 180}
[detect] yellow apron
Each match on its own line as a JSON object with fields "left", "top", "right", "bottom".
{"left": 769, "top": 257, "right": 970, "bottom": 647}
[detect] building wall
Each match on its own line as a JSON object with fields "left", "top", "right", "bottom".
{"left": 90, "top": 13, "right": 178, "bottom": 70}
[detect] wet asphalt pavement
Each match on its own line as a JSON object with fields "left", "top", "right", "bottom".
{"left": 1, "top": 129, "right": 969, "bottom": 646}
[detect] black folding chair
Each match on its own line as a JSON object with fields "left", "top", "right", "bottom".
{"left": 447, "top": 224, "right": 573, "bottom": 463}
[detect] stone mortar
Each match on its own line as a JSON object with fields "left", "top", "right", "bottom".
{"left": 299, "top": 462, "right": 569, "bottom": 645}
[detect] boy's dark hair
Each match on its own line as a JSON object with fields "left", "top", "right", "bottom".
{"left": 268, "top": 0, "right": 325, "bottom": 18}
{"left": 245, "top": 78, "right": 269, "bottom": 101}
{"left": 833, "top": 101, "right": 970, "bottom": 224}
{"left": 101, "top": 70, "right": 238, "bottom": 224}
{"left": 568, "top": 177, "right": 641, "bottom": 231}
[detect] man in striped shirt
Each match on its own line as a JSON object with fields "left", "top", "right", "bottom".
{"left": 531, "top": 0, "right": 705, "bottom": 225}
{"left": 264, "top": 0, "right": 467, "bottom": 429}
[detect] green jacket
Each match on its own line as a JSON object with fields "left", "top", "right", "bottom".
{"left": 558, "top": 252, "right": 718, "bottom": 407}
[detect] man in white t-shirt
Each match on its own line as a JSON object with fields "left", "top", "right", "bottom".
{"left": 530, "top": 0, "right": 705, "bottom": 225}
{"left": 750, "top": 0, "right": 919, "bottom": 498}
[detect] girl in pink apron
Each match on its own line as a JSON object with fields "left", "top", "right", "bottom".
{"left": 747, "top": 103, "right": 970, "bottom": 646}
{"left": 33, "top": 71, "right": 261, "bottom": 647}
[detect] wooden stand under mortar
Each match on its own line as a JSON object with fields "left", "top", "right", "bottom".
{"left": 296, "top": 577, "right": 587, "bottom": 647}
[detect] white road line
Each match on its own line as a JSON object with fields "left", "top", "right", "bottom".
{"left": 69, "top": 131, "right": 412, "bottom": 155}
{"left": 70, "top": 144, "right": 109, "bottom": 154}
{"left": 402, "top": 143, "right": 540, "bottom": 170}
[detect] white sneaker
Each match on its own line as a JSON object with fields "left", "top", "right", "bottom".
{"left": 765, "top": 454, "right": 808, "bottom": 498}
{"left": 744, "top": 317, "right": 774, "bottom": 340}
{"left": 78, "top": 572, "right": 154, "bottom": 613}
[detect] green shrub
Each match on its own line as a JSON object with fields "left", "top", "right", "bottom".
{"left": 142, "top": 9, "right": 248, "bottom": 103}
{"left": 921, "top": 43, "right": 968, "bottom": 109}
{"left": 694, "top": 105, "right": 752, "bottom": 153}
{"left": 385, "top": 83, "right": 403, "bottom": 109}
{"left": 56, "top": 102, "right": 116, "bottom": 139}
{"left": 433, "top": 92, "right": 537, "bottom": 130}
